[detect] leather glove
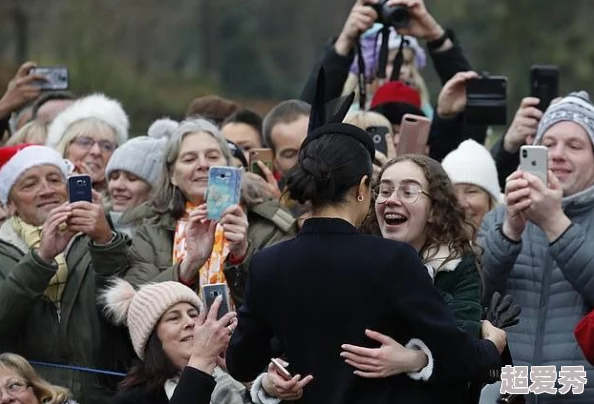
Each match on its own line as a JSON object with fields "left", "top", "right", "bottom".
{"left": 484, "top": 291, "right": 521, "bottom": 329}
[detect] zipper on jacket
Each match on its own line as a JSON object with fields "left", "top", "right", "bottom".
{"left": 532, "top": 244, "right": 553, "bottom": 404}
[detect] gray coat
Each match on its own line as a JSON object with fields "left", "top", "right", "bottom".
{"left": 479, "top": 184, "right": 594, "bottom": 403}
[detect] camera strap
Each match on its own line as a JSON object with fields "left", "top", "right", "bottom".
{"left": 389, "top": 35, "right": 408, "bottom": 82}
{"left": 376, "top": 24, "right": 391, "bottom": 84}
{"left": 356, "top": 42, "right": 367, "bottom": 110}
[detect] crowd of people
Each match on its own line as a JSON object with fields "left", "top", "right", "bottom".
{"left": 0, "top": 0, "right": 593, "bottom": 403}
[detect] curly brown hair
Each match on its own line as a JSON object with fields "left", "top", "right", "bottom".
{"left": 361, "top": 154, "right": 476, "bottom": 264}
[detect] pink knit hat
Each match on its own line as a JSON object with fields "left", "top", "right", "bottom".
{"left": 101, "top": 279, "right": 203, "bottom": 359}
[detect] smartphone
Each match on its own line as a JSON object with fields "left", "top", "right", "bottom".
{"left": 270, "top": 358, "right": 292, "bottom": 380}
{"left": 365, "top": 126, "right": 389, "bottom": 155}
{"left": 530, "top": 65, "right": 559, "bottom": 112}
{"left": 520, "top": 145, "right": 548, "bottom": 185}
{"left": 30, "top": 67, "right": 69, "bottom": 91}
{"left": 202, "top": 283, "right": 232, "bottom": 320}
{"left": 397, "top": 114, "right": 431, "bottom": 156}
{"left": 466, "top": 76, "right": 508, "bottom": 126}
{"left": 67, "top": 174, "right": 92, "bottom": 203}
{"left": 206, "top": 166, "right": 242, "bottom": 220}
{"left": 249, "top": 148, "right": 274, "bottom": 178}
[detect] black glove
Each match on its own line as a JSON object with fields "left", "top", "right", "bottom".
{"left": 484, "top": 291, "right": 522, "bottom": 329}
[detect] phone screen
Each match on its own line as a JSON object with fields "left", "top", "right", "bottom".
{"left": 31, "top": 67, "right": 69, "bottom": 91}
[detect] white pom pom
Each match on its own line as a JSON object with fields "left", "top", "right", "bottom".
{"left": 147, "top": 118, "right": 179, "bottom": 140}
{"left": 100, "top": 278, "right": 137, "bottom": 325}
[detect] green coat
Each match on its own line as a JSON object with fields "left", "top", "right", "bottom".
{"left": 123, "top": 200, "right": 297, "bottom": 307}
{"left": 0, "top": 221, "right": 134, "bottom": 404}
{"left": 425, "top": 248, "right": 483, "bottom": 338}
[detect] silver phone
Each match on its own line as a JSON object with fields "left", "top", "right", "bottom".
{"left": 201, "top": 283, "right": 231, "bottom": 320}
{"left": 520, "top": 145, "right": 548, "bottom": 185}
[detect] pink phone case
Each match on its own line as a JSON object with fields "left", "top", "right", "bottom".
{"left": 397, "top": 114, "right": 431, "bottom": 156}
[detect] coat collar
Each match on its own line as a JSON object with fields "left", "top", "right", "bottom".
{"left": 562, "top": 182, "right": 594, "bottom": 216}
{"left": 298, "top": 217, "right": 359, "bottom": 235}
{"left": 0, "top": 220, "right": 28, "bottom": 253}
{"left": 422, "top": 245, "right": 461, "bottom": 277}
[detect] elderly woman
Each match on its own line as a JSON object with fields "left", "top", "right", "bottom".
{"left": 105, "top": 119, "right": 176, "bottom": 237}
{"left": 0, "top": 353, "right": 77, "bottom": 404}
{"left": 122, "top": 118, "right": 296, "bottom": 306}
{"left": 0, "top": 144, "right": 134, "bottom": 403}
{"left": 46, "top": 93, "right": 129, "bottom": 195}
{"left": 441, "top": 139, "right": 502, "bottom": 234}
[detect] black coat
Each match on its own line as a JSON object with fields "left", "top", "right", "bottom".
{"left": 226, "top": 218, "right": 501, "bottom": 404}
{"left": 111, "top": 367, "right": 216, "bottom": 404}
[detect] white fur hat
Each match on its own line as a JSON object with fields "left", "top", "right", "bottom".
{"left": 101, "top": 279, "right": 203, "bottom": 359}
{"left": 46, "top": 93, "right": 129, "bottom": 151}
{"left": 442, "top": 139, "right": 503, "bottom": 204}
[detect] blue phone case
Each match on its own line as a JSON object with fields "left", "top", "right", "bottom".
{"left": 68, "top": 174, "right": 93, "bottom": 203}
{"left": 206, "top": 167, "right": 242, "bottom": 220}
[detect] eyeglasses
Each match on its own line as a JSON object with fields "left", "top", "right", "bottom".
{"left": 71, "top": 136, "right": 116, "bottom": 153}
{"left": 373, "top": 182, "right": 430, "bottom": 204}
{"left": 1, "top": 380, "right": 28, "bottom": 396}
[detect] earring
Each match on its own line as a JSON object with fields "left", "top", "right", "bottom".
{"left": 357, "top": 195, "right": 364, "bottom": 202}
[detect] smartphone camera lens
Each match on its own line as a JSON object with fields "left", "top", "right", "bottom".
{"left": 522, "top": 150, "right": 527, "bottom": 158}
{"left": 77, "top": 180, "right": 84, "bottom": 186}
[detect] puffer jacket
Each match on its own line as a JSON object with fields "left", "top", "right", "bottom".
{"left": 124, "top": 200, "right": 297, "bottom": 307}
{"left": 478, "top": 184, "right": 594, "bottom": 403}
{"left": 0, "top": 221, "right": 134, "bottom": 404}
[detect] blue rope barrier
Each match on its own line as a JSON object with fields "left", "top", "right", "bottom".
{"left": 29, "top": 361, "right": 126, "bottom": 378}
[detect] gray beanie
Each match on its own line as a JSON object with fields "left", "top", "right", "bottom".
{"left": 534, "top": 91, "right": 594, "bottom": 145}
{"left": 105, "top": 118, "right": 179, "bottom": 184}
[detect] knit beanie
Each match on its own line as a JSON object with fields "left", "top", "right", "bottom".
{"left": 534, "top": 91, "right": 594, "bottom": 146}
{"left": 441, "top": 139, "right": 503, "bottom": 204}
{"left": 105, "top": 118, "right": 178, "bottom": 184}
{"left": 0, "top": 145, "right": 69, "bottom": 205}
{"left": 101, "top": 279, "right": 203, "bottom": 359}
{"left": 370, "top": 81, "right": 425, "bottom": 125}
{"left": 46, "top": 93, "right": 129, "bottom": 152}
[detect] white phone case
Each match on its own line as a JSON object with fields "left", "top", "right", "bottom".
{"left": 520, "top": 145, "right": 548, "bottom": 185}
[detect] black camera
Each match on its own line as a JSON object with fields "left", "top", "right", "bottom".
{"left": 367, "top": 1, "right": 409, "bottom": 29}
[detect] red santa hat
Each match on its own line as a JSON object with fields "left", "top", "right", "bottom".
{"left": 0, "top": 144, "right": 69, "bottom": 205}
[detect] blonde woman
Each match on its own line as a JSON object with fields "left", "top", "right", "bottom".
{"left": 46, "top": 93, "right": 129, "bottom": 195}
{"left": 5, "top": 120, "right": 48, "bottom": 146}
{"left": 0, "top": 353, "right": 77, "bottom": 404}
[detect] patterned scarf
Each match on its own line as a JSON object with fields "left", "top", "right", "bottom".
{"left": 11, "top": 216, "right": 69, "bottom": 312}
{"left": 172, "top": 202, "right": 229, "bottom": 292}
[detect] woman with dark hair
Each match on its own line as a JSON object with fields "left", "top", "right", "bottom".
{"left": 102, "top": 279, "right": 251, "bottom": 404}
{"left": 225, "top": 71, "right": 507, "bottom": 403}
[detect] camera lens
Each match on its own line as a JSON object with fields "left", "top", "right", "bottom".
{"left": 522, "top": 150, "right": 527, "bottom": 158}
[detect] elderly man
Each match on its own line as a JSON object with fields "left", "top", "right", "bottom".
{"left": 479, "top": 91, "right": 594, "bottom": 403}
{"left": 0, "top": 144, "right": 133, "bottom": 404}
